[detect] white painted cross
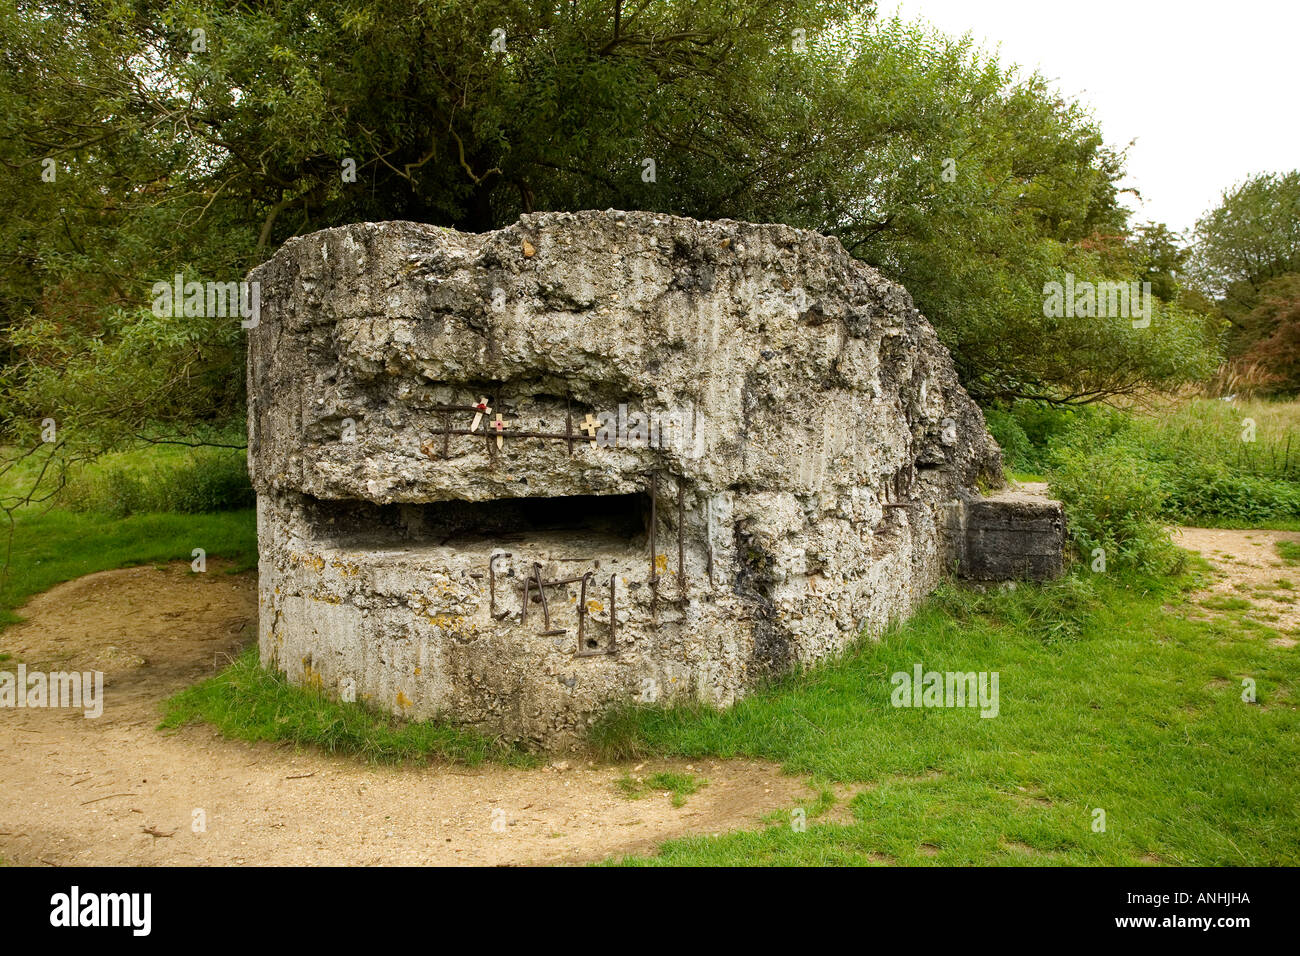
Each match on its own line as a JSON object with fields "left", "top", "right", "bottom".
{"left": 470, "top": 397, "right": 492, "bottom": 433}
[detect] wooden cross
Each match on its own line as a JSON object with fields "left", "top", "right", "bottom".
{"left": 581, "top": 413, "right": 601, "bottom": 448}
{"left": 492, "top": 414, "right": 507, "bottom": 449}
{"left": 470, "top": 397, "right": 492, "bottom": 433}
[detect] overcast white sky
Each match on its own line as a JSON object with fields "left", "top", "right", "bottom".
{"left": 884, "top": 0, "right": 1299, "bottom": 236}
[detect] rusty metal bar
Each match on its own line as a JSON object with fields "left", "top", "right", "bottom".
{"left": 609, "top": 573, "right": 617, "bottom": 653}
{"left": 519, "top": 569, "right": 532, "bottom": 624}
{"left": 532, "top": 562, "right": 565, "bottom": 636}
{"left": 488, "top": 389, "right": 501, "bottom": 466}
{"left": 576, "top": 570, "right": 596, "bottom": 655}
{"left": 575, "top": 570, "right": 619, "bottom": 657}
{"left": 426, "top": 426, "right": 575, "bottom": 441}
{"left": 566, "top": 397, "right": 574, "bottom": 456}
{"left": 506, "top": 430, "right": 574, "bottom": 441}
{"left": 525, "top": 573, "right": 590, "bottom": 590}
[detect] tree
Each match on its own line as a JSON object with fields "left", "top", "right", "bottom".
{"left": 1189, "top": 170, "right": 1300, "bottom": 336}
{"left": 0, "top": 0, "right": 1222, "bottom": 469}
{"left": 1239, "top": 274, "right": 1300, "bottom": 393}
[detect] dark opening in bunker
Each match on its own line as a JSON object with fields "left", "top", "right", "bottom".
{"left": 412, "top": 492, "right": 651, "bottom": 545}
{"left": 300, "top": 491, "right": 651, "bottom": 549}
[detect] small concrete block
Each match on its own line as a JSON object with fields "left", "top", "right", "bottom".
{"left": 960, "top": 490, "right": 1066, "bottom": 581}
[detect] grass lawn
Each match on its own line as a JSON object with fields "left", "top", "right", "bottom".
{"left": 593, "top": 571, "right": 1300, "bottom": 866}
{"left": 160, "top": 645, "right": 535, "bottom": 767}
{"left": 0, "top": 508, "right": 256, "bottom": 631}
{"left": 0, "top": 439, "right": 256, "bottom": 633}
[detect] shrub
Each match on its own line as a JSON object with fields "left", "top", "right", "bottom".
{"left": 994, "top": 398, "right": 1300, "bottom": 533}
{"left": 64, "top": 447, "right": 253, "bottom": 516}
{"left": 1048, "top": 444, "right": 1181, "bottom": 574}
{"left": 1161, "top": 468, "right": 1300, "bottom": 524}
{"left": 984, "top": 400, "right": 1097, "bottom": 475}
{"left": 983, "top": 408, "right": 1031, "bottom": 471}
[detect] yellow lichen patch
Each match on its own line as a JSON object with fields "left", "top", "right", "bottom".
{"left": 414, "top": 666, "right": 422, "bottom": 676}
{"left": 300, "top": 661, "right": 324, "bottom": 692}
{"left": 655, "top": 553, "right": 668, "bottom": 573}
{"left": 586, "top": 600, "right": 604, "bottom": 614}
{"left": 299, "top": 554, "right": 326, "bottom": 573}
{"left": 395, "top": 690, "right": 413, "bottom": 709}
{"left": 428, "top": 613, "right": 466, "bottom": 630}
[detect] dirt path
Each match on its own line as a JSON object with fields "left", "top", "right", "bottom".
{"left": 1172, "top": 527, "right": 1300, "bottom": 646}
{"left": 0, "top": 563, "right": 809, "bottom": 866}
{"left": 1017, "top": 482, "right": 1300, "bottom": 648}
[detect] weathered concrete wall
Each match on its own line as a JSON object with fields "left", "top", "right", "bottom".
{"left": 957, "top": 489, "right": 1067, "bottom": 582}
{"left": 246, "top": 209, "right": 1048, "bottom": 748}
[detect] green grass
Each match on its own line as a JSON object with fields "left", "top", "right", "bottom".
{"left": 1277, "top": 541, "right": 1300, "bottom": 565}
{"left": 1198, "top": 594, "right": 1253, "bottom": 611}
{"left": 160, "top": 646, "right": 536, "bottom": 767}
{"left": 615, "top": 771, "right": 708, "bottom": 807}
{"left": 595, "top": 571, "right": 1300, "bottom": 866}
{"left": 0, "top": 507, "right": 256, "bottom": 631}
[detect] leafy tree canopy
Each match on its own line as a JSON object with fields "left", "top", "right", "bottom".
{"left": 0, "top": 0, "right": 1222, "bottom": 466}
{"left": 1188, "top": 170, "right": 1300, "bottom": 365}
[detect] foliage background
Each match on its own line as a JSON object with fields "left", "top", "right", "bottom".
{"left": 0, "top": 0, "right": 1227, "bottom": 471}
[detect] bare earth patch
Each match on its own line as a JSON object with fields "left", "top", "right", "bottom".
{"left": 1172, "top": 527, "right": 1300, "bottom": 643}
{"left": 0, "top": 562, "right": 812, "bottom": 866}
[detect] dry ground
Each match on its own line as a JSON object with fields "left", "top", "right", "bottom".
{"left": 0, "top": 562, "right": 808, "bottom": 866}
{"left": 1172, "top": 527, "right": 1300, "bottom": 646}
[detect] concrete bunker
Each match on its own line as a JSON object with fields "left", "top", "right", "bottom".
{"left": 247, "top": 210, "right": 1065, "bottom": 747}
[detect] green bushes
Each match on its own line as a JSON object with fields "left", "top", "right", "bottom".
{"left": 63, "top": 447, "right": 253, "bottom": 516}
{"left": 1048, "top": 444, "right": 1181, "bottom": 574}
{"left": 982, "top": 408, "right": 1031, "bottom": 472}
{"left": 983, "top": 402, "right": 1082, "bottom": 474}
{"left": 984, "top": 397, "right": 1300, "bottom": 569}
{"left": 1161, "top": 469, "right": 1300, "bottom": 524}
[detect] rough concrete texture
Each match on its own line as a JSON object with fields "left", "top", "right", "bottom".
{"left": 247, "top": 209, "right": 1057, "bottom": 748}
{"left": 955, "top": 488, "right": 1067, "bottom": 581}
